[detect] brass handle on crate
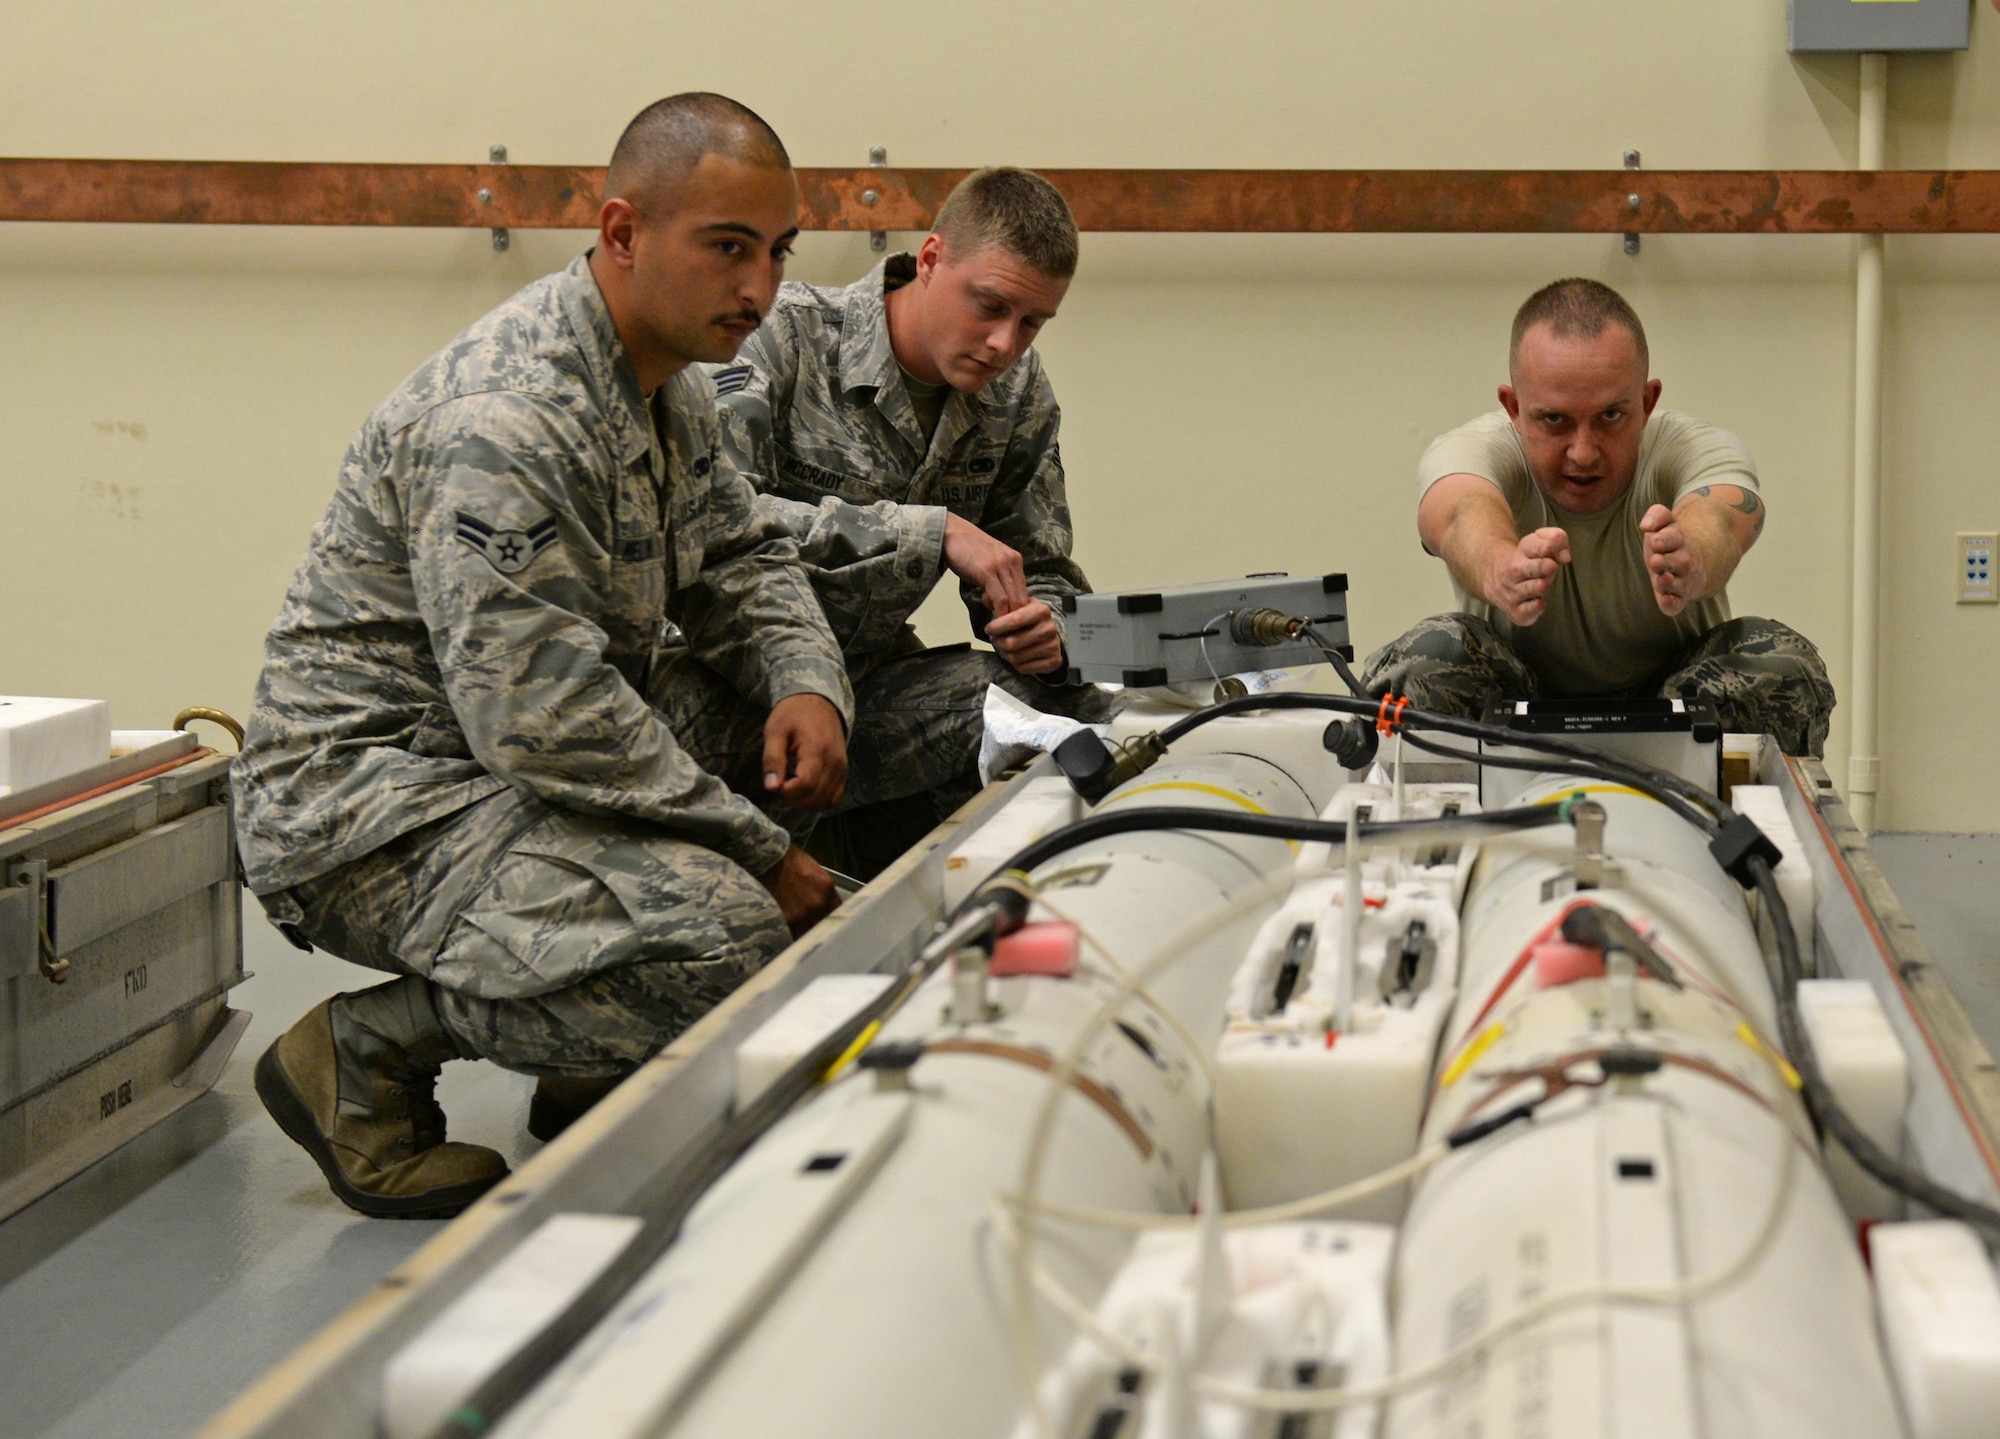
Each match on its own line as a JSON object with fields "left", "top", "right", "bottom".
{"left": 172, "top": 707, "right": 245, "bottom": 751}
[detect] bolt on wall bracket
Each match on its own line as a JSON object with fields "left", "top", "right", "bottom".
{"left": 1623, "top": 149, "right": 1642, "bottom": 256}
{"left": 867, "top": 146, "right": 888, "bottom": 252}
{"left": 486, "top": 144, "right": 510, "bottom": 252}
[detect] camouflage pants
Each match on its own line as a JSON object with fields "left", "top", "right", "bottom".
{"left": 262, "top": 656, "right": 808, "bottom": 1078}
{"left": 1360, "top": 612, "right": 1836, "bottom": 756}
{"left": 831, "top": 645, "right": 1118, "bottom": 877}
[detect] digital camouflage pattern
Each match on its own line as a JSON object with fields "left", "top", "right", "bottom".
{"left": 236, "top": 252, "right": 852, "bottom": 1072}
{"left": 1362, "top": 611, "right": 1835, "bottom": 756}
{"left": 706, "top": 253, "right": 1089, "bottom": 667}
{"left": 268, "top": 776, "right": 792, "bottom": 1078}
{"left": 234, "top": 251, "right": 853, "bottom": 899}
{"left": 703, "top": 251, "right": 1116, "bottom": 851}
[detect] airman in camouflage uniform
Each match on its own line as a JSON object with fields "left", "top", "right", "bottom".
{"left": 1364, "top": 278, "right": 1834, "bottom": 756}
{"left": 709, "top": 168, "right": 1116, "bottom": 871}
{"left": 237, "top": 95, "right": 849, "bottom": 1216}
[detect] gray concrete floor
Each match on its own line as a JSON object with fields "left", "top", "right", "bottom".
{"left": 0, "top": 833, "right": 1995, "bottom": 1438}
{"left": 0, "top": 914, "right": 536, "bottom": 1439}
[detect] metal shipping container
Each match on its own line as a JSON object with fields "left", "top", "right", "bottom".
{"left": 0, "top": 729, "right": 247, "bottom": 1220}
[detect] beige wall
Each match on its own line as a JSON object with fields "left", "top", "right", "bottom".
{"left": 2, "top": 1, "right": 1996, "bottom": 829}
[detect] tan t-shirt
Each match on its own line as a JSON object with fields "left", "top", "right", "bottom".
{"left": 1417, "top": 408, "right": 1758, "bottom": 696}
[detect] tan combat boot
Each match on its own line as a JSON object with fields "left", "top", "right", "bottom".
{"left": 254, "top": 977, "right": 508, "bottom": 1218}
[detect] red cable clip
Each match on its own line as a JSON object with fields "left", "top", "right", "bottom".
{"left": 1375, "top": 694, "right": 1410, "bottom": 736}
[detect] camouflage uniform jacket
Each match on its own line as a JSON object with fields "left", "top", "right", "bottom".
{"left": 708, "top": 253, "right": 1090, "bottom": 669}
{"left": 234, "top": 252, "right": 852, "bottom": 895}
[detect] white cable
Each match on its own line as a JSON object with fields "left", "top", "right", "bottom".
{"left": 1001, "top": 1109, "right": 1802, "bottom": 1419}
{"left": 1009, "top": 866, "right": 1301, "bottom": 1438}
{"left": 1001, "top": 1142, "right": 1446, "bottom": 1232}
{"left": 1023, "top": 887, "right": 1220, "bottom": 1091}
{"left": 1196, "top": 609, "right": 1231, "bottom": 690}
{"left": 1003, "top": 823, "right": 1567, "bottom": 1435}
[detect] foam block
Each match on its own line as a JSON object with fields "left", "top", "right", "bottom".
{"left": 1800, "top": 978, "right": 1911, "bottom": 1220}
{"left": 0, "top": 696, "right": 111, "bottom": 795}
{"left": 381, "top": 1212, "right": 641, "bottom": 1439}
{"left": 1871, "top": 1220, "right": 2000, "bottom": 1439}
{"left": 734, "top": 973, "right": 894, "bottom": 1107}
{"left": 1730, "top": 784, "right": 1817, "bottom": 961}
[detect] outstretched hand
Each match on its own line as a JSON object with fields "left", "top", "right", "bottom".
{"left": 762, "top": 693, "right": 847, "bottom": 811}
{"left": 1640, "top": 504, "right": 1706, "bottom": 617}
{"left": 1485, "top": 526, "right": 1572, "bottom": 626}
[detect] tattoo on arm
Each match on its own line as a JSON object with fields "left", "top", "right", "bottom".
{"left": 1692, "top": 485, "right": 1764, "bottom": 532}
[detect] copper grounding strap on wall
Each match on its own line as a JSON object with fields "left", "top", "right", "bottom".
{"left": 3, "top": 161, "right": 2000, "bottom": 233}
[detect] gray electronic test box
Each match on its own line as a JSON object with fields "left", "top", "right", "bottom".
{"left": 1063, "top": 573, "right": 1351, "bottom": 688}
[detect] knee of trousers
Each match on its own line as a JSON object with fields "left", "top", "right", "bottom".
{"left": 1680, "top": 617, "right": 1835, "bottom": 698}
{"left": 431, "top": 882, "right": 790, "bottom": 1077}
{"left": 1361, "top": 612, "right": 1533, "bottom": 712}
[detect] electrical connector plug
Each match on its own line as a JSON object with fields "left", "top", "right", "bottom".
{"left": 1709, "top": 813, "right": 1783, "bottom": 889}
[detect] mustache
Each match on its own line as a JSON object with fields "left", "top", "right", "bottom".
{"left": 714, "top": 310, "right": 763, "bottom": 326}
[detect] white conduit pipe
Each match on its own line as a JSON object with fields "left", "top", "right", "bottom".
{"left": 1849, "top": 51, "right": 1887, "bottom": 834}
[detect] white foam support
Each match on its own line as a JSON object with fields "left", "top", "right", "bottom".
{"left": 0, "top": 696, "right": 110, "bottom": 796}
{"left": 1799, "top": 978, "right": 1912, "bottom": 1220}
{"left": 734, "top": 973, "right": 895, "bottom": 1108}
{"left": 1729, "top": 784, "right": 1816, "bottom": 963}
{"left": 380, "top": 1212, "right": 641, "bottom": 1439}
{"left": 1870, "top": 1221, "right": 2000, "bottom": 1439}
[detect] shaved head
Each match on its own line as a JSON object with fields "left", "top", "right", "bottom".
{"left": 604, "top": 93, "right": 791, "bottom": 210}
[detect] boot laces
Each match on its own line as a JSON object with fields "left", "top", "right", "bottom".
{"left": 387, "top": 1055, "right": 449, "bottom": 1150}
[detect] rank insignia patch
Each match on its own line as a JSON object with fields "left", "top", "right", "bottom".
{"left": 455, "top": 512, "right": 559, "bottom": 575}
{"left": 711, "top": 365, "right": 754, "bottom": 396}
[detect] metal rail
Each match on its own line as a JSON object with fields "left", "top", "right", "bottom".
{"left": 5, "top": 162, "right": 2000, "bottom": 232}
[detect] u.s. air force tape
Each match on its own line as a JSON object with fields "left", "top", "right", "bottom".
{"left": 455, "top": 512, "right": 559, "bottom": 575}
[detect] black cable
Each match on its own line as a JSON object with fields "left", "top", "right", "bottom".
{"left": 980, "top": 804, "right": 1568, "bottom": 907}
{"left": 424, "top": 903, "right": 997, "bottom": 1439}
{"left": 1298, "top": 621, "right": 1366, "bottom": 698}
{"left": 424, "top": 805, "right": 1557, "bottom": 1434}
{"left": 1154, "top": 691, "right": 1724, "bottom": 835}
{"left": 1752, "top": 855, "right": 2000, "bottom": 1240}
{"left": 1393, "top": 730, "right": 1717, "bottom": 835}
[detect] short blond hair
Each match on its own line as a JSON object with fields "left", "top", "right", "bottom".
{"left": 932, "top": 167, "right": 1078, "bottom": 280}
{"left": 1510, "top": 277, "right": 1649, "bottom": 378}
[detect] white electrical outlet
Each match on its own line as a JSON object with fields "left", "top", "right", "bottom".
{"left": 1959, "top": 531, "right": 1998, "bottom": 604}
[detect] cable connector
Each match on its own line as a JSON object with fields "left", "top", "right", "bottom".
{"left": 1322, "top": 717, "right": 1379, "bottom": 770}
{"left": 1228, "top": 607, "right": 1303, "bottom": 647}
{"left": 1709, "top": 813, "right": 1783, "bottom": 890}
{"left": 1054, "top": 728, "right": 1167, "bottom": 803}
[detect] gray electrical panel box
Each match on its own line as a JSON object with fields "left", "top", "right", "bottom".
{"left": 1062, "top": 573, "right": 1349, "bottom": 687}
{"left": 1790, "top": 0, "right": 1970, "bottom": 52}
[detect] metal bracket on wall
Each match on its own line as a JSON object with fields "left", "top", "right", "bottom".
{"left": 1624, "top": 150, "right": 1642, "bottom": 255}
{"left": 485, "top": 144, "right": 510, "bottom": 252}
{"left": 867, "top": 146, "right": 888, "bottom": 252}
